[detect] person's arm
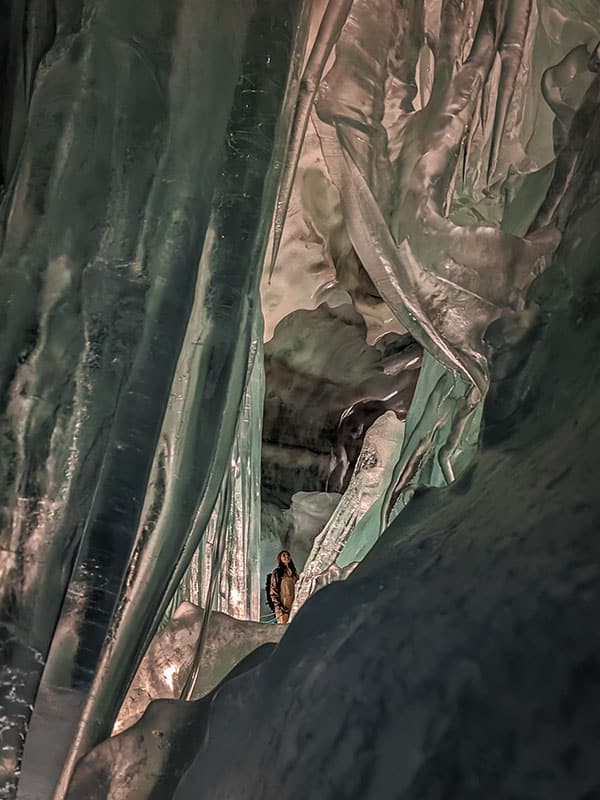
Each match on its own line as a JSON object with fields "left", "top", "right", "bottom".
{"left": 270, "top": 570, "right": 284, "bottom": 613}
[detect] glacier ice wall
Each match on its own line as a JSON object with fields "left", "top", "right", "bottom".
{"left": 265, "top": 0, "right": 600, "bottom": 603}
{"left": 113, "top": 603, "right": 283, "bottom": 734}
{"left": 291, "top": 410, "right": 404, "bottom": 616}
{"left": 1, "top": 0, "right": 599, "bottom": 798}
{"left": 173, "top": 63, "right": 600, "bottom": 798}
{"left": 164, "top": 319, "right": 264, "bottom": 625}
{"left": 72, "top": 130, "right": 600, "bottom": 797}
{"left": 67, "top": 639, "right": 280, "bottom": 800}
{"left": 0, "top": 0, "right": 306, "bottom": 796}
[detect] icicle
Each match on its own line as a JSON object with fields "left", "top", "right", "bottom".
{"left": 486, "top": 0, "right": 533, "bottom": 182}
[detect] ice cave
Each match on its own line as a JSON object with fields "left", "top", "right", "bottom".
{"left": 1, "top": 0, "right": 600, "bottom": 797}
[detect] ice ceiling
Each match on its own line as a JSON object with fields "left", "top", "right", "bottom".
{"left": 1, "top": 0, "right": 600, "bottom": 798}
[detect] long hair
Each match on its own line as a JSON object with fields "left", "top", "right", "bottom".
{"left": 276, "top": 549, "right": 298, "bottom": 578}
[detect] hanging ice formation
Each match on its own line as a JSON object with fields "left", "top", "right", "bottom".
{"left": 1, "top": 0, "right": 600, "bottom": 797}
{"left": 164, "top": 318, "right": 264, "bottom": 625}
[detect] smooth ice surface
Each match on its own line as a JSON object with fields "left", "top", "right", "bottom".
{"left": 67, "top": 643, "right": 278, "bottom": 800}
{"left": 2, "top": 0, "right": 600, "bottom": 797}
{"left": 173, "top": 91, "right": 600, "bottom": 796}
{"left": 287, "top": 491, "right": 341, "bottom": 570}
{"left": 1, "top": 0, "right": 305, "bottom": 796}
{"left": 113, "top": 603, "right": 283, "bottom": 734}
{"left": 17, "top": 607, "right": 283, "bottom": 800}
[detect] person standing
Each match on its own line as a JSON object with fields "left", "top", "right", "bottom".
{"left": 269, "top": 551, "right": 298, "bottom": 624}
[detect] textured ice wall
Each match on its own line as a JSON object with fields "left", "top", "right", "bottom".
{"left": 291, "top": 410, "right": 404, "bottom": 616}
{"left": 73, "top": 143, "right": 600, "bottom": 795}
{"left": 264, "top": 0, "right": 600, "bottom": 604}
{"left": 172, "top": 66, "right": 600, "bottom": 798}
{"left": 113, "top": 603, "right": 283, "bottom": 734}
{"left": 0, "top": 0, "right": 306, "bottom": 796}
{"left": 2, "top": 0, "right": 600, "bottom": 797}
{"left": 261, "top": 303, "right": 420, "bottom": 506}
{"left": 67, "top": 642, "right": 279, "bottom": 800}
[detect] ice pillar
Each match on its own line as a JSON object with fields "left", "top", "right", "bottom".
{"left": 2, "top": 1, "right": 307, "bottom": 796}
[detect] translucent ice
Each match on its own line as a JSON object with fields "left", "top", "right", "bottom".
{"left": 291, "top": 411, "right": 404, "bottom": 616}
{"left": 2, "top": 0, "right": 600, "bottom": 797}
{"left": 166, "top": 321, "right": 264, "bottom": 624}
{"left": 2, "top": 0, "right": 306, "bottom": 795}
{"left": 113, "top": 603, "right": 283, "bottom": 734}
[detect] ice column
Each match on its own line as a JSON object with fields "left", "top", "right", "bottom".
{"left": 5, "top": 1, "right": 308, "bottom": 796}
{"left": 190, "top": 321, "right": 264, "bottom": 622}
{"left": 215, "top": 325, "right": 264, "bottom": 621}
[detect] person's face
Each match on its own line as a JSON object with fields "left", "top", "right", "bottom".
{"left": 281, "top": 552, "right": 291, "bottom": 565}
